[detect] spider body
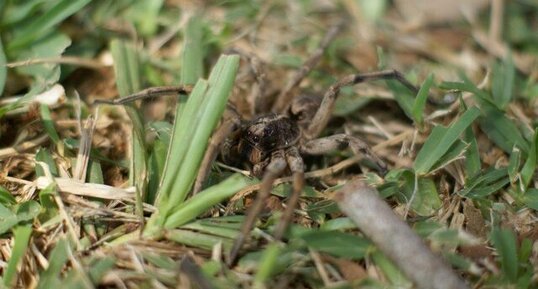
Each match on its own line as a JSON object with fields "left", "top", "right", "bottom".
{"left": 223, "top": 113, "right": 301, "bottom": 172}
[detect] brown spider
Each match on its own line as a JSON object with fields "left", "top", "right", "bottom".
{"left": 187, "top": 24, "right": 422, "bottom": 264}
{"left": 96, "top": 22, "right": 422, "bottom": 265}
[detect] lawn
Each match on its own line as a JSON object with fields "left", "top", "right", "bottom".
{"left": 0, "top": 1, "right": 537, "bottom": 288}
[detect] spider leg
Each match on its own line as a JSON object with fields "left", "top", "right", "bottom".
{"left": 228, "top": 150, "right": 287, "bottom": 265}
{"left": 300, "top": 134, "right": 387, "bottom": 175}
{"left": 273, "top": 146, "right": 305, "bottom": 240}
{"left": 226, "top": 48, "right": 269, "bottom": 115}
{"left": 272, "top": 21, "right": 344, "bottom": 113}
{"left": 192, "top": 110, "right": 241, "bottom": 194}
{"left": 304, "top": 70, "right": 420, "bottom": 140}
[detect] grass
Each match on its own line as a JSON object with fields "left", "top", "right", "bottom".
{"left": 1, "top": 1, "right": 538, "bottom": 288}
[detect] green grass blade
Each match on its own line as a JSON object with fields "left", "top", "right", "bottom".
{"left": 491, "top": 55, "right": 515, "bottom": 110}
{"left": 300, "top": 230, "right": 371, "bottom": 259}
{"left": 7, "top": 0, "right": 91, "bottom": 51}
{"left": 155, "top": 79, "right": 209, "bottom": 207}
{"left": 0, "top": 203, "right": 18, "bottom": 235}
{"left": 414, "top": 107, "right": 481, "bottom": 174}
{"left": 520, "top": 129, "right": 538, "bottom": 189}
{"left": 146, "top": 55, "right": 240, "bottom": 236}
{"left": 508, "top": 146, "right": 522, "bottom": 184}
{"left": 371, "top": 250, "right": 412, "bottom": 288}
{"left": 478, "top": 104, "right": 529, "bottom": 154}
{"left": 35, "top": 148, "right": 59, "bottom": 177}
{"left": 491, "top": 228, "right": 518, "bottom": 282}
{"left": 164, "top": 174, "right": 251, "bottom": 228}
{"left": 388, "top": 80, "right": 415, "bottom": 120}
{"left": 165, "top": 229, "right": 233, "bottom": 251}
{"left": 166, "top": 56, "right": 239, "bottom": 204}
{"left": 458, "top": 167, "right": 510, "bottom": 198}
{"left": 253, "top": 243, "right": 282, "bottom": 287}
{"left": 37, "top": 238, "right": 70, "bottom": 289}
{"left": 396, "top": 172, "right": 442, "bottom": 216}
{"left": 180, "top": 221, "right": 240, "bottom": 239}
{"left": 40, "top": 104, "right": 60, "bottom": 144}
{"left": 3, "top": 225, "right": 32, "bottom": 287}
{"left": 110, "top": 39, "right": 146, "bottom": 216}
{"left": 181, "top": 16, "right": 205, "bottom": 86}
{"left": 162, "top": 55, "right": 239, "bottom": 207}
{"left": 441, "top": 78, "right": 530, "bottom": 154}
{"left": 464, "top": 126, "right": 481, "bottom": 178}
{"left": 0, "top": 186, "right": 16, "bottom": 206}
{"left": 412, "top": 73, "right": 433, "bottom": 127}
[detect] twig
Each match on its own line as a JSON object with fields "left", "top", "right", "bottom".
{"left": 93, "top": 85, "right": 192, "bottom": 105}
{"left": 334, "top": 180, "right": 469, "bottom": 289}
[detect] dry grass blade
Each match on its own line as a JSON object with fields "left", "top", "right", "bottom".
{"left": 35, "top": 177, "right": 135, "bottom": 200}
{"left": 73, "top": 115, "right": 96, "bottom": 182}
{"left": 0, "top": 134, "right": 49, "bottom": 160}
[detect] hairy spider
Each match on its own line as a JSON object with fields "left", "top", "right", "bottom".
{"left": 188, "top": 24, "right": 422, "bottom": 264}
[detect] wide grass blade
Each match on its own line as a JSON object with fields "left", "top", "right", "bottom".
{"left": 165, "top": 229, "right": 234, "bottom": 251}
{"left": 164, "top": 174, "right": 251, "bottom": 229}
{"left": 40, "top": 104, "right": 60, "bottom": 144}
{"left": 37, "top": 238, "right": 70, "bottom": 289}
{"left": 300, "top": 230, "right": 371, "bottom": 259}
{"left": 491, "top": 55, "right": 515, "bottom": 110}
{"left": 181, "top": 16, "right": 205, "bottom": 86}
{"left": 110, "top": 39, "right": 146, "bottom": 216}
{"left": 464, "top": 126, "right": 481, "bottom": 178}
{"left": 412, "top": 73, "right": 433, "bottom": 127}
{"left": 3, "top": 225, "right": 32, "bottom": 287}
{"left": 491, "top": 228, "right": 519, "bottom": 282}
{"left": 7, "top": 0, "right": 91, "bottom": 52}
{"left": 414, "top": 107, "right": 480, "bottom": 174}
{"left": 145, "top": 55, "right": 240, "bottom": 237}
{"left": 159, "top": 56, "right": 239, "bottom": 207}
{"left": 441, "top": 79, "right": 530, "bottom": 154}
{"left": 520, "top": 129, "right": 538, "bottom": 189}
{"left": 253, "top": 243, "right": 282, "bottom": 287}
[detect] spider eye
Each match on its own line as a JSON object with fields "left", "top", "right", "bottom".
{"left": 252, "top": 135, "right": 260, "bottom": 142}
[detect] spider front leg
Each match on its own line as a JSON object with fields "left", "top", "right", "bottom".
{"left": 273, "top": 146, "right": 305, "bottom": 240}
{"left": 228, "top": 150, "right": 287, "bottom": 265}
{"left": 304, "top": 69, "right": 420, "bottom": 140}
{"left": 300, "top": 134, "right": 387, "bottom": 175}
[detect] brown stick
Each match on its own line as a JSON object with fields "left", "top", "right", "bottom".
{"left": 334, "top": 180, "right": 469, "bottom": 289}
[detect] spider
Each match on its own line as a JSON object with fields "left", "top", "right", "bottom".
{"left": 96, "top": 22, "right": 422, "bottom": 265}
{"left": 186, "top": 24, "right": 422, "bottom": 264}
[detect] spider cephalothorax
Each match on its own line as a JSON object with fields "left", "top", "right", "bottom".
{"left": 223, "top": 114, "right": 300, "bottom": 172}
